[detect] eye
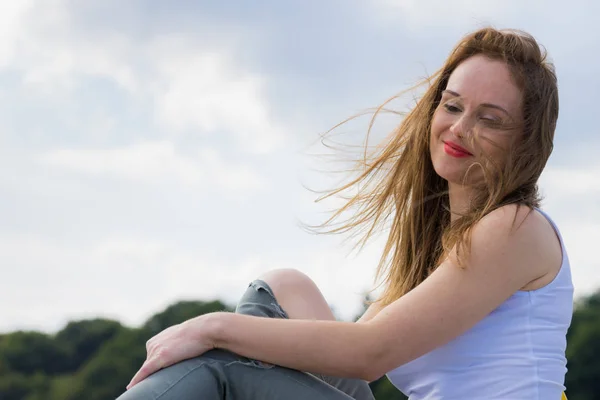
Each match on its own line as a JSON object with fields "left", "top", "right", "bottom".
{"left": 479, "top": 115, "right": 503, "bottom": 127}
{"left": 443, "top": 103, "right": 462, "bottom": 113}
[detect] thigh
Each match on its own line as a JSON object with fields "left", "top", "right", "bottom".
{"left": 116, "top": 349, "right": 357, "bottom": 400}
{"left": 116, "top": 353, "right": 226, "bottom": 400}
{"left": 224, "top": 357, "right": 360, "bottom": 400}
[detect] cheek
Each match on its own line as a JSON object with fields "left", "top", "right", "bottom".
{"left": 476, "top": 133, "right": 514, "bottom": 166}
{"left": 430, "top": 116, "right": 443, "bottom": 153}
{"left": 430, "top": 111, "right": 445, "bottom": 138}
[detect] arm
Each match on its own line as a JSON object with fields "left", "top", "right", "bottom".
{"left": 210, "top": 297, "right": 385, "bottom": 381}
{"left": 357, "top": 299, "right": 384, "bottom": 323}
{"left": 213, "top": 314, "right": 374, "bottom": 378}
{"left": 205, "top": 205, "right": 554, "bottom": 380}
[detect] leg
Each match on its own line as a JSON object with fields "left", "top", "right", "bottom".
{"left": 254, "top": 269, "right": 375, "bottom": 400}
{"left": 115, "top": 352, "right": 229, "bottom": 400}
{"left": 116, "top": 269, "right": 371, "bottom": 400}
{"left": 116, "top": 349, "right": 358, "bottom": 400}
{"left": 256, "top": 268, "right": 336, "bottom": 320}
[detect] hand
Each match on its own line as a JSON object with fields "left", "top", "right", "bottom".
{"left": 126, "top": 313, "right": 220, "bottom": 390}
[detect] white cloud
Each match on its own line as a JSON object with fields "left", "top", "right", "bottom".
{"left": 38, "top": 141, "right": 268, "bottom": 192}
{"left": 559, "top": 222, "right": 600, "bottom": 298}
{"left": 0, "top": 0, "right": 137, "bottom": 94}
{"left": 540, "top": 164, "right": 600, "bottom": 196}
{"left": 0, "top": 1, "right": 285, "bottom": 153}
{"left": 0, "top": 234, "right": 209, "bottom": 332}
{"left": 0, "top": 0, "right": 35, "bottom": 67}
{"left": 373, "top": 0, "right": 506, "bottom": 27}
{"left": 372, "top": 0, "right": 547, "bottom": 31}
{"left": 150, "top": 38, "right": 285, "bottom": 154}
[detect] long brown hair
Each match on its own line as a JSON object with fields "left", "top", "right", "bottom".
{"left": 315, "top": 27, "right": 559, "bottom": 307}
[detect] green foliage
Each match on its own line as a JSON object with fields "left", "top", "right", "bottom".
{"left": 0, "top": 293, "right": 597, "bottom": 400}
{"left": 370, "top": 376, "right": 408, "bottom": 400}
{"left": 31, "top": 375, "right": 79, "bottom": 400}
{"left": 0, "top": 300, "right": 234, "bottom": 400}
{"left": 564, "top": 294, "right": 600, "bottom": 400}
{"left": 62, "top": 328, "right": 151, "bottom": 400}
{"left": 0, "top": 331, "right": 71, "bottom": 375}
{"left": 143, "top": 300, "right": 231, "bottom": 335}
{"left": 55, "top": 319, "right": 123, "bottom": 371}
{"left": 0, "top": 373, "right": 30, "bottom": 400}
{"left": 0, "top": 372, "right": 50, "bottom": 400}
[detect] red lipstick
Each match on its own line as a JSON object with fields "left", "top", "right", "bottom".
{"left": 443, "top": 141, "right": 472, "bottom": 158}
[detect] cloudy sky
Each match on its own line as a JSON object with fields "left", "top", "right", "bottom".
{"left": 1, "top": 0, "right": 598, "bottom": 333}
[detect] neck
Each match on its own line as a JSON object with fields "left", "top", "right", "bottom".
{"left": 448, "top": 183, "right": 474, "bottom": 223}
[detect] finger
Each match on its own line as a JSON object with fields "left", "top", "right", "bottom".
{"left": 146, "top": 337, "right": 155, "bottom": 350}
{"left": 126, "top": 358, "right": 159, "bottom": 390}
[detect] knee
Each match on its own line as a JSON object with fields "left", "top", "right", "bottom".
{"left": 258, "top": 268, "right": 333, "bottom": 320}
{"left": 259, "top": 268, "right": 317, "bottom": 296}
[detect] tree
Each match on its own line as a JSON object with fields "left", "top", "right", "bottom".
{"left": 55, "top": 319, "right": 124, "bottom": 371}
{"left": 62, "top": 327, "right": 150, "bottom": 400}
{"left": 564, "top": 293, "right": 600, "bottom": 400}
{"left": 0, "top": 372, "right": 50, "bottom": 400}
{"left": 143, "top": 300, "right": 232, "bottom": 335}
{"left": 67, "top": 300, "right": 232, "bottom": 400}
{"left": 0, "top": 331, "right": 71, "bottom": 375}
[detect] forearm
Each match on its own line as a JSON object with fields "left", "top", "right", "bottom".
{"left": 204, "top": 312, "right": 379, "bottom": 380}
{"left": 357, "top": 300, "right": 384, "bottom": 323}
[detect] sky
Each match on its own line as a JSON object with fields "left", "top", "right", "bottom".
{"left": 1, "top": 0, "right": 599, "bottom": 333}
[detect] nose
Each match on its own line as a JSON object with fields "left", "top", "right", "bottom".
{"left": 449, "top": 115, "right": 472, "bottom": 138}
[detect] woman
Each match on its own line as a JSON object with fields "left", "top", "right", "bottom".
{"left": 119, "top": 27, "right": 573, "bottom": 399}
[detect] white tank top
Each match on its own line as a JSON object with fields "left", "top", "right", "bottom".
{"left": 386, "top": 209, "right": 574, "bottom": 399}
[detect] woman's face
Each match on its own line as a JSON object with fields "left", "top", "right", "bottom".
{"left": 430, "top": 54, "right": 524, "bottom": 187}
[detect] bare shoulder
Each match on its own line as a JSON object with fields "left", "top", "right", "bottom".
{"left": 475, "top": 203, "right": 533, "bottom": 232}
{"left": 365, "top": 205, "right": 564, "bottom": 371}
{"left": 470, "top": 204, "right": 562, "bottom": 290}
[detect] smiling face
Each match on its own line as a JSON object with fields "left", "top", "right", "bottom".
{"left": 430, "top": 54, "right": 524, "bottom": 188}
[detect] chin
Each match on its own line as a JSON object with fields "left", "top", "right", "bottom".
{"left": 431, "top": 153, "right": 464, "bottom": 182}
{"left": 431, "top": 148, "right": 482, "bottom": 187}
{"left": 433, "top": 161, "right": 482, "bottom": 187}
{"left": 433, "top": 167, "right": 463, "bottom": 185}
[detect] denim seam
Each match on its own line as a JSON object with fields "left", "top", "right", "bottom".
{"left": 224, "top": 359, "right": 276, "bottom": 370}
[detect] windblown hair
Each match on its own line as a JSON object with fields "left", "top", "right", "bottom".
{"left": 317, "top": 27, "right": 559, "bottom": 307}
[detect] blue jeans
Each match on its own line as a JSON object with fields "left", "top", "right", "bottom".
{"left": 116, "top": 280, "right": 375, "bottom": 400}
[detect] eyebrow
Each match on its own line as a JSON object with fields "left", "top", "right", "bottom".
{"left": 442, "top": 90, "right": 511, "bottom": 116}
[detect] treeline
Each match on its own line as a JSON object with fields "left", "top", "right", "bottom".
{"left": 1, "top": 291, "right": 599, "bottom": 400}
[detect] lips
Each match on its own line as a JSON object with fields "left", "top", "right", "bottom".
{"left": 443, "top": 141, "right": 472, "bottom": 158}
